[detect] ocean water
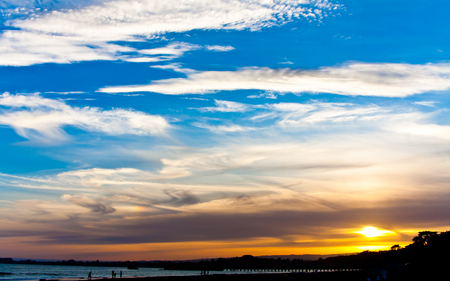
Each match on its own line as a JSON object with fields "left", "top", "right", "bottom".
{"left": 0, "top": 263, "right": 228, "bottom": 281}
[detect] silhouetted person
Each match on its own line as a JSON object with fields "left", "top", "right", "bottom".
{"left": 112, "top": 270, "right": 115, "bottom": 278}
{"left": 120, "top": 271, "right": 122, "bottom": 278}
{"left": 88, "top": 271, "right": 92, "bottom": 280}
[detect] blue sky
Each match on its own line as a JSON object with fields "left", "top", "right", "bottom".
{"left": 0, "top": 0, "right": 450, "bottom": 260}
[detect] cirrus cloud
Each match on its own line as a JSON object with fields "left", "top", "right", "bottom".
{"left": 99, "top": 62, "right": 450, "bottom": 97}
{"left": 0, "top": 93, "right": 170, "bottom": 142}
{"left": 0, "top": 0, "right": 339, "bottom": 66}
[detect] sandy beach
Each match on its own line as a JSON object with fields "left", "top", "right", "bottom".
{"left": 49, "top": 271, "right": 373, "bottom": 281}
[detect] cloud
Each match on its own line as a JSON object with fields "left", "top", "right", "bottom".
{"left": 72, "top": 203, "right": 450, "bottom": 244}
{"left": 151, "top": 63, "right": 197, "bottom": 74}
{"left": 3, "top": 132, "right": 441, "bottom": 210}
{"left": 99, "top": 62, "right": 450, "bottom": 97}
{"left": 163, "top": 189, "right": 200, "bottom": 207}
{"left": 386, "top": 122, "right": 450, "bottom": 141}
{"left": 190, "top": 100, "right": 386, "bottom": 133}
{"left": 259, "top": 102, "right": 387, "bottom": 126}
{"left": 2, "top": 131, "right": 450, "bottom": 245}
{"left": 122, "top": 57, "right": 163, "bottom": 63}
{"left": 278, "top": 61, "right": 294, "bottom": 64}
{"left": 194, "top": 100, "right": 249, "bottom": 112}
{"left": 140, "top": 42, "right": 201, "bottom": 56}
{"left": 192, "top": 122, "right": 255, "bottom": 132}
{"left": 192, "top": 99, "right": 450, "bottom": 141}
{"left": 2, "top": 100, "right": 450, "bottom": 252}
{"left": 247, "top": 91, "right": 278, "bottom": 99}
{"left": 2, "top": 100, "right": 450, "bottom": 249}
{"left": 205, "top": 45, "right": 234, "bottom": 52}
{"left": 187, "top": 98, "right": 450, "bottom": 142}
{"left": 0, "top": 0, "right": 339, "bottom": 66}
{"left": 192, "top": 99, "right": 387, "bottom": 127}
{"left": 45, "top": 91, "right": 87, "bottom": 95}
{"left": 122, "top": 42, "right": 202, "bottom": 62}
{"left": 56, "top": 167, "right": 190, "bottom": 185}
{"left": 0, "top": 30, "right": 131, "bottom": 66}
{"left": 414, "top": 101, "right": 439, "bottom": 107}
{"left": 0, "top": 0, "right": 104, "bottom": 10}
{"left": 0, "top": 93, "right": 169, "bottom": 141}
{"left": 61, "top": 194, "right": 116, "bottom": 214}
{"left": 183, "top": 97, "right": 209, "bottom": 101}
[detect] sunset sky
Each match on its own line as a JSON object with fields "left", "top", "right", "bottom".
{"left": 1, "top": 0, "right": 450, "bottom": 261}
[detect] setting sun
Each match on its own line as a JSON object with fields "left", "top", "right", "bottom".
{"left": 355, "top": 226, "right": 395, "bottom": 238}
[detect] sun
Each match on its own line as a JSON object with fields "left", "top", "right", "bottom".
{"left": 355, "top": 226, "right": 394, "bottom": 238}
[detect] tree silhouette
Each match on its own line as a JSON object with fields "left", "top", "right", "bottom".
{"left": 411, "top": 231, "right": 437, "bottom": 246}
{"left": 389, "top": 244, "right": 401, "bottom": 251}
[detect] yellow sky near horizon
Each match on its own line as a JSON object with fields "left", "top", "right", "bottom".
{"left": 0, "top": 226, "right": 426, "bottom": 261}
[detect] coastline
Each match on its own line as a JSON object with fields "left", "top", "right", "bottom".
{"left": 48, "top": 271, "right": 375, "bottom": 281}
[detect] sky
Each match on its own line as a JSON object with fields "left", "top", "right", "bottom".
{"left": 0, "top": 0, "right": 450, "bottom": 261}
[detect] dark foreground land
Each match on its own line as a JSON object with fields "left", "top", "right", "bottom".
{"left": 83, "top": 272, "right": 377, "bottom": 281}
{"left": 4, "top": 231, "right": 450, "bottom": 281}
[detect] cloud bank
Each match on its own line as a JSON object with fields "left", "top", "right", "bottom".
{"left": 100, "top": 62, "right": 450, "bottom": 97}
{"left": 1, "top": 99, "right": 450, "bottom": 258}
{"left": 2, "top": 128, "right": 450, "bottom": 247}
{"left": 0, "top": 0, "right": 339, "bottom": 66}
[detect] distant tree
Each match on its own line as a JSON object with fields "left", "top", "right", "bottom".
{"left": 390, "top": 244, "right": 401, "bottom": 251}
{"left": 412, "top": 231, "right": 438, "bottom": 246}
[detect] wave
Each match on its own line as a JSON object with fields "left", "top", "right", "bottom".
{"left": 25, "top": 273, "right": 59, "bottom": 276}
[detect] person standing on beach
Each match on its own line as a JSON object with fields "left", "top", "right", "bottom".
{"left": 120, "top": 271, "right": 122, "bottom": 278}
{"left": 112, "top": 270, "right": 115, "bottom": 278}
{"left": 88, "top": 271, "right": 92, "bottom": 280}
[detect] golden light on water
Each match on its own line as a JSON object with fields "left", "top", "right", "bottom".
{"left": 355, "top": 226, "right": 395, "bottom": 238}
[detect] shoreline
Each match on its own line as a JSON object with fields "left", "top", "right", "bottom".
{"left": 44, "top": 271, "right": 375, "bottom": 281}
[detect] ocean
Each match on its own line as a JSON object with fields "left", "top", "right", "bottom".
{"left": 0, "top": 263, "right": 232, "bottom": 281}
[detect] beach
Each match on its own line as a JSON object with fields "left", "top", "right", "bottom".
{"left": 45, "top": 272, "right": 374, "bottom": 281}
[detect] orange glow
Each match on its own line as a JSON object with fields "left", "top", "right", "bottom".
{"left": 0, "top": 225, "right": 423, "bottom": 261}
{"left": 0, "top": 234, "right": 414, "bottom": 261}
{"left": 354, "top": 226, "right": 395, "bottom": 238}
{"left": 355, "top": 245, "right": 389, "bottom": 251}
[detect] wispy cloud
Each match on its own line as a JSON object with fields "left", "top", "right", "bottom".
{"left": 192, "top": 122, "right": 255, "bottom": 133}
{"left": 99, "top": 62, "right": 450, "bottom": 97}
{"left": 0, "top": 0, "right": 339, "bottom": 66}
{"left": 205, "top": 45, "right": 234, "bottom": 52}
{"left": 45, "top": 91, "right": 87, "bottom": 95}
{"left": 413, "top": 101, "right": 439, "bottom": 107}
{"left": 123, "top": 42, "right": 202, "bottom": 63}
{"left": 259, "top": 102, "right": 387, "bottom": 126}
{"left": 278, "top": 61, "right": 294, "bottom": 64}
{"left": 0, "top": 93, "right": 169, "bottom": 142}
{"left": 247, "top": 91, "right": 278, "bottom": 99}
{"left": 0, "top": 30, "right": 125, "bottom": 66}
{"left": 189, "top": 100, "right": 450, "bottom": 142}
{"left": 151, "top": 63, "right": 197, "bottom": 74}
{"left": 194, "top": 100, "right": 249, "bottom": 112}
{"left": 61, "top": 194, "right": 116, "bottom": 214}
